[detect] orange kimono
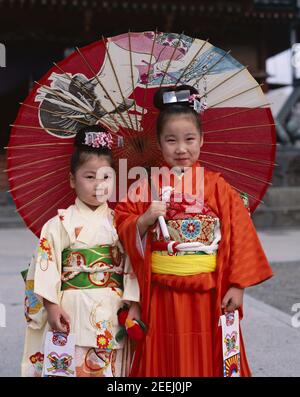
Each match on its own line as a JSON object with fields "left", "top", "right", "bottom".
{"left": 115, "top": 163, "right": 273, "bottom": 377}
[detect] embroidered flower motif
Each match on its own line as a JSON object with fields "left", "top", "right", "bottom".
{"left": 59, "top": 215, "right": 64, "bottom": 221}
{"left": 105, "top": 329, "right": 113, "bottom": 339}
{"left": 30, "top": 352, "right": 44, "bottom": 364}
{"left": 38, "top": 238, "right": 53, "bottom": 261}
{"left": 29, "top": 352, "right": 44, "bottom": 376}
{"left": 24, "top": 280, "right": 43, "bottom": 321}
{"left": 181, "top": 220, "right": 201, "bottom": 240}
{"left": 40, "top": 237, "right": 50, "bottom": 251}
{"left": 96, "top": 335, "right": 110, "bottom": 349}
{"left": 95, "top": 321, "right": 116, "bottom": 350}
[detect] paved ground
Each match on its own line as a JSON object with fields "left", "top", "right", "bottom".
{"left": 0, "top": 226, "right": 300, "bottom": 376}
{"left": 0, "top": 228, "right": 37, "bottom": 377}
{"left": 242, "top": 294, "right": 300, "bottom": 377}
{"left": 256, "top": 228, "right": 300, "bottom": 263}
{"left": 247, "top": 261, "right": 300, "bottom": 315}
{"left": 247, "top": 228, "right": 300, "bottom": 315}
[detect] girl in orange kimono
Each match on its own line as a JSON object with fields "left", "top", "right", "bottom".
{"left": 115, "top": 85, "right": 273, "bottom": 377}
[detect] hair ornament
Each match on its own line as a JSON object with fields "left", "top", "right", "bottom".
{"left": 162, "top": 89, "right": 206, "bottom": 113}
{"left": 188, "top": 94, "right": 207, "bottom": 113}
{"left": 84, "top": 131, "right": 113, "bottom": 149}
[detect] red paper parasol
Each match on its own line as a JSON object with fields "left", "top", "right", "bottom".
{"left": 7, "top": 31, "right": 276, "bottom": 237}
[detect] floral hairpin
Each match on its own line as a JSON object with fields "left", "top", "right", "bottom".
{"left": 84, "top": 131, "right": 113, "bottom": 149}
{"left": 188, "top": 94, "right": 207, "bottom": 114}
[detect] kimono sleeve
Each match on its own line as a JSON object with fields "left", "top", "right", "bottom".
{"left": 33, "top": 216, "right": 63, "bottom": 305}
{"left": 115, "top": 199, "right": 148, "bottom": 275}
{"left": 22, "top": 251, "right": 47, "bottom": 330}
{"left": 223, "top": 178, "right": 273, "bottom": 288}
{"left": 122, "top": 255, "right": 140, "bottom": 303}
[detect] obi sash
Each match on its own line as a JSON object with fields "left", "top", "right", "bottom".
{"left": 151, "top": 214, "right": 220, "bottom": 276}
{"left": 151, "top": 251, "right": 217, "bottom": 276}
{"left": 61, "top": 245, "right": 123, "bottom": 291}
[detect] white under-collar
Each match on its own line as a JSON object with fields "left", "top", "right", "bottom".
{"left": 75, "top": 197, "right": 109, "bottom": 217}
{"left": 173, "top": 166, "right": 186, "bottom": 180}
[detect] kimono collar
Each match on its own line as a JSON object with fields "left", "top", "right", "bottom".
{"left": 75, "top": 197, "right": 109, "bottom": 218}
{"left": 161, "top": 160, "right": 201, "bottom": 175}
{"left": 158, "top": 161, "right": 202, "bottom": 186}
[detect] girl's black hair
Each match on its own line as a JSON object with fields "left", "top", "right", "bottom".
{"left": 70, "top": 125, "right": 113, "bottom": 174}
{"left": 153, "top": 85, "right": 202, "bottom": 140}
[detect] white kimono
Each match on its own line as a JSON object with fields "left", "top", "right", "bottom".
{"left": 21, "top": 198, "right": 139, "bottom": 377}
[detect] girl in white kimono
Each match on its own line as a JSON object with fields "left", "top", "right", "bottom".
{"left": 21, "top": 125, "right": 140, "bottom": 377}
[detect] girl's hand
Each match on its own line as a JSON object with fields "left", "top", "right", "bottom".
{"left": 221, "top": 287, "right": 244, "bottom": 313}
{"left": 127, "top": 302, "right": 141, "bottom": 322}
{"left": 137, "top": 201, "right": 166, "bottom": 237}
{"left": 44, "top": 299, "right": 70, "bottom": 333}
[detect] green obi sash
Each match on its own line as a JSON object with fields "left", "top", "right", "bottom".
{"left": 61, "top": 245, "right": 123, "bottom": 291}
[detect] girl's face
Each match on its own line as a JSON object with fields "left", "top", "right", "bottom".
{"left": 159, "top": 115, "right": 203, "bottom": 168}
{"left": 70, "top": 155, "right": 114, "bottom": 210}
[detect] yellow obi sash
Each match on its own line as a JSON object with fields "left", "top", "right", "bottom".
{"left": 151, "top": 252, "right": 217, "bottom": 276}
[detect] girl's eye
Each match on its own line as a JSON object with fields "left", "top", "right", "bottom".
{"left": 187, "top": 138, "right": 195, "bottom": 141}
{"left": 86, "top": 175, "right": 95, "bottom": 179}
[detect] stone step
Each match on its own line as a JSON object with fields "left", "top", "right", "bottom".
{"left": 252, "top": 187, "right": 300, "bottom": 228}
{"left": 0, "top": 205, "right": 25, "bottom": 228}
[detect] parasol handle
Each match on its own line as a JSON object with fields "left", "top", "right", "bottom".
{"left": 158, "top": 215, "right": 170, "bottom": 242}
{"left": 150, "top": 180, "right": 173, "bottom": 242}
{"left": 158, "top": 186, "right": 174, "bottom": 242}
